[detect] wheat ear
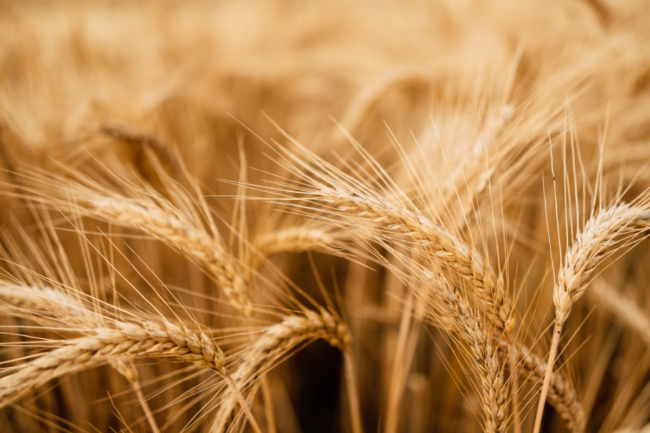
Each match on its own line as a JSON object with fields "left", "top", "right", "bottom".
{"left": 21, "top": 173, "right": 253, "bottom": 316}
{"left": 0, "top": 318, "right": 268, "bottom": 430}
{"left": 0, "top": 320, "right": 226, "bottom": 405}
{"left": 87, "top": 197, "right": 252, "bottom": 315}
{"left": 310, "top": 185, "right": 514, "bottom": 334}
{"left": 250, "top": 141, "right": 514, "bottom": 333}
{"left": 211, "top": 310, "right": 350, "bottom": 433}
{"left": 420, "top": 275, "right": 508, "bottom": 433}
{"left": 0, "top": 282, "right": 165, "bottom": 430}
{"left": 534, "top": 204, "right": 650, "bottom": 433}
{"left": 0, "top": 284, "right": 140, "bottom": 374}
{"left": 0, "top": 284, "right": 144, "bottom": 379}
{"left": 0, "top": 284, "right": 105, "bottom": 326}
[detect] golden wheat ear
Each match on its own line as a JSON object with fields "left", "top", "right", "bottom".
{"left": 13, "top": 159, "right": 256, "bottom": 317}
{"left": 241, "top": 138, "right": 515, "bottom": 334}
{"left": 535, "top": 202, "right": 650, "bottom": 433}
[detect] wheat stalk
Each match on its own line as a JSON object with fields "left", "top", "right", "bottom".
{"left": 94, "top": 197, "right": 252, "bottom": 314}
{"left": 211, "top": 310, "right": 350, "bottom": 433}
{"left": 19, "top": 171, "right": 254, "bottom": 316}
{"left": 237, "top": 135, "right": 514, "bottom": 333}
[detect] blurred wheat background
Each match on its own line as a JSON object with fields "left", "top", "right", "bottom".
{"left": 0, "top": 0, "right": 650, "bottom": 432}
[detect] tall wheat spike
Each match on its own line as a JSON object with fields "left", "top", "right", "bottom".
{"left": 535, "top": 202, "right": 650, "bottom": 433}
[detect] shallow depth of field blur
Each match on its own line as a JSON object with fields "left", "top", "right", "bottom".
{"left": 1, "top": 1, "right": 650, "bottom": 432}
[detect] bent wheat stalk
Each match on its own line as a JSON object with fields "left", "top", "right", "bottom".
{"left": 211, "top": 310, "right": 351, "bottom": 433}
{"left": 534, "top": 204, "right": 650, "bottom": 433}
{"left": 93, "top": 197, "right": 252, "bottom": 315}
{"left": 325, "top": 186, "right": 513, "bottom": 332}
{"left": 242, "top": 139, "right": 514, "bottom": 333}
{"left": 74, "top": 195, "right": 252, "bottom": 315}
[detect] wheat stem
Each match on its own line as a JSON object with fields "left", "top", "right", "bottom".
{"left": 509, "top": 339, "right": 522, "bottom": 433}
{"left": 223, "top": 372, "right": 263, "bottom": 433}
{"left": 384, "top": 288, "right": 414, "bottom": 433}
{"left": 533, "top": 318, "right": 565, "bottom": 433}
{"left": 344, "top": 349, "right": 364, "bottom": 433}
{"left": 132, "top": 379, "right": 161, "bottom": 433}
{"left": 260, "top": 379, "right": 277, "bottom": 433}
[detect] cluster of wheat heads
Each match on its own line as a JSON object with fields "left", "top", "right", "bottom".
{"left": 2, "top": 0, "right": 650, "bottom": 432}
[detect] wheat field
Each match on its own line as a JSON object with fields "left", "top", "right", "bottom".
{"left": 0, "top": 0, "right": 650, "bottom": 432}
